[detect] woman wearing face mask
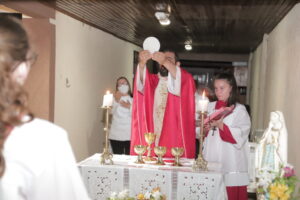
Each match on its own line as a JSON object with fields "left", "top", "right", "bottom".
{"left": 203, "top": 73, "right": 251, "bottom": 200}
{"left": 109, "top": 77, "right": 132, "bottom": 155}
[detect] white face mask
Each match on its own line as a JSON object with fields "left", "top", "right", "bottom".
{"left": 118, "top": 84, "right": 129, "bottom": 94}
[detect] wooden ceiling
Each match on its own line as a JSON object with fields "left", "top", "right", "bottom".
{"left": 48, "top": 0, "right": 298, "bottom": 54}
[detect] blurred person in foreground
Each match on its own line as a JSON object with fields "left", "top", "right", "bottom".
{"left": 0, "top": 16, "right": 90, "bottom": 200}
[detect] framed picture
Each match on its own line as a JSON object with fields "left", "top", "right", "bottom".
{"left": 234, "top": 66, "right": 248, "bottom": 87}
{"left": 133, "top": 50, "right": 139, "bottom": 75}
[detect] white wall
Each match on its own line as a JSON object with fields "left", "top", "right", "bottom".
{"left": 250, "top": 3, "right": 300, "bottom": 175}
{"left": 54, "top": 12, "right": 141, "bottom": 161}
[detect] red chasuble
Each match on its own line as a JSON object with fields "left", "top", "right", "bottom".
{"left": 130, "top": 68, "right": 196, "bottom": 158}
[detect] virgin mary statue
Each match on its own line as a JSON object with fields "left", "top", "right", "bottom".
{"left": 256, "top": 111, "right": 288, "bottom": 173}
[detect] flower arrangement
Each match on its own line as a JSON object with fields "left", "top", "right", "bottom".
{"left": 107, "top": 188, "right": 166, "bottom": 200}
{"left": 136, "top": 187, "right": 166, "bottom": 200}
{"left": 107, "top": 189, "right": 134, "bottom": 200}
{"left": 257, "top": 164, "right": 299, "bottom": 200}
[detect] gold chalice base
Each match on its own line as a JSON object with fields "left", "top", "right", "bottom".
{"left": 143, "top": 156, "right": 157, "bottom": 162}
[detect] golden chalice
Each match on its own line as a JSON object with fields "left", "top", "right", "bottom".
{"left": 154, "top": 146, "right": 167, "bottom": 165}
{"left": 134, "top": 145, "right": 147, "bottom": 164}
{"left": 144, "top": 132, "right": 156, "bottom": 161}
{"left": 171, "top": 147, "right": 184, "bottom": 166}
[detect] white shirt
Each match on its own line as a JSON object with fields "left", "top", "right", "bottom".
{"left": 1, "top": 118, "right": 90, "bottom": 200}
{"left": 203, "top": 102, "right": 251, "bottom": 186}
{"left": 109, "top": 95, "right": 132, "bottom": 141}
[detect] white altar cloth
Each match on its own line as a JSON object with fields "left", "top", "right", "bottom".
{"left": 78, "top": 154, "right": 227, "bottom": 200}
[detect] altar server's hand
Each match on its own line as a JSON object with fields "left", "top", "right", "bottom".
{"left": 210, "top": 117, "right": 224, "bottom": 131}
{"left": 204, "top": 123, "right": 211, "bottom": 132}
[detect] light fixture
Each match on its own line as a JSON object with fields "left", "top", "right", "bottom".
{"left": 232, "top": 61, "right": 248, "bottom": 67}
{"left": 155, "top": 11, "right": 171, "bottom": 26}
{"left": 185, "top": 44, "right": 192, "bottom": 51}
{"left": 184, "top": 39, "right": 193, "bottom": 51}
{"left": 154, "top": 3, "right": 171, "bottom": 26}
{"left": 159, "top": 18, "right": 171, "bottom": 26}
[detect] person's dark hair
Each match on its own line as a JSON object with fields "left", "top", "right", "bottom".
{"left": 115, "top": 76, "right": 132, "bottom": 96}
{"left": 0, "top": 17, "right": 33, "bottom": 177}
{"left": 213, "top": 73, "right": 238, "bottom": 106}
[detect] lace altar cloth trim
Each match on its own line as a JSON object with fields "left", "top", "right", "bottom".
{"left": 177, "top": 171, "right": 226, "bottom": 200}
{"left": 78, "top": 154, "right": 227, "bottom": 200}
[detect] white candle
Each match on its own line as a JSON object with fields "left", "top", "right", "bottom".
{"left": 102, "top": 90, "right": 113, "bottom": 107}
{"left": 198, "top": 91, "right": 209, "bottom": 112}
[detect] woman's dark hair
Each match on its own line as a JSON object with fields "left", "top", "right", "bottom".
{"left": 213, "top": 73, "right": 238, "bottom": 106}
{"left": 0, "top": 17, "right": 33, "bottom": 177}
{"left": 115, "top": 76, "right": 132, "bottom": 97}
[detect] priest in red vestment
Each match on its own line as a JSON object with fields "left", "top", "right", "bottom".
{"left": 130, "top": 50, "right": 195, "bottom": 158}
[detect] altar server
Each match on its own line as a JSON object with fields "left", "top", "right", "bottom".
{"left": 0, "top": 16, "right": 90, "bottom": 200}
{"left": 203, "top": 73, "right": 251, "bottom": 200}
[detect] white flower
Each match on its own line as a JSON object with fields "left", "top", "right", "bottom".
{"left": 152, "top": 190, "right": 162, "bottom": 200}
{"left": 257, "top": 177, "right": 270, "bottom": 190}
{"left": 118, "top": 189, "right": 129, "bottom": 199}
{"left": 110, "top": 192, "right": 118, "bottom": 199}
{"left": 144, "top": 191, "right": 152, "bottom": 199}
{"left": 256, "top": 169, "right": 277, "bottom": 191}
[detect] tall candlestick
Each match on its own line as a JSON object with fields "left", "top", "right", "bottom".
{"left": 102, "top": 90, "right": 113, "bottom": 107}
{"left": 100, "top": 90, "right": 113, "bottom": 165}
{"left": 198, "top": 91, "right": 209, "bottom": 112}
{"left": 193, "top": 91, "right": 208, "bottom": 171}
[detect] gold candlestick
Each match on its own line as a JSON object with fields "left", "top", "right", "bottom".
{"left": 193, "top": 111, "right": 208, "bottom": 171}
{"left": 100, "top": 106, "right": 113, "bottom": 165}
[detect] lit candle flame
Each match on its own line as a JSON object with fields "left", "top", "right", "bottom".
{"left": 202, "top": 91, "right": 206, "bottom": 98}
{"left": 106, "top": 90, "right": 110, "bottom": 95}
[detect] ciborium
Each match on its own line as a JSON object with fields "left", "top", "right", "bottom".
{"left": 171, "top": 147, "right": 184, "bottom": 166}
{"left": 154, "top": 146, "right": 166, "bottom": 165}
{"left": 144, "top": 132, "right": 156, "bottom": 161}
{"left": 134, "top": 145, "right": 147, "bottom": 164}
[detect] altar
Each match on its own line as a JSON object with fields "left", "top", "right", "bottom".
{"left": 78, "top": 154, "right": 227, "bottom": 200}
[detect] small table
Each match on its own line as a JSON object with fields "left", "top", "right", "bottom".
{"left": 78, "top": 154, "right": 227, "bottom": 200}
